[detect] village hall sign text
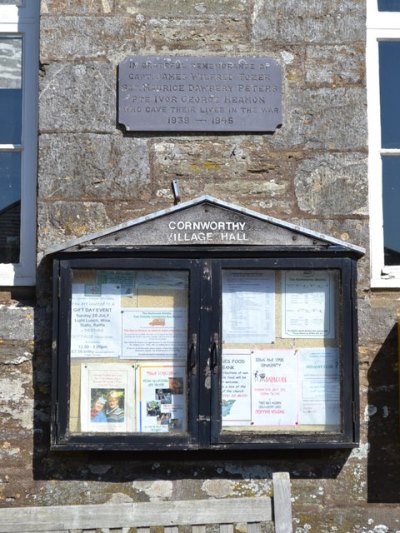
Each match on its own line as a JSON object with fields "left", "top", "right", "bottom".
{"left": 118, "top": 56, "right": 282, "bottom": 132}
{"left": 168, "top": 218, "right": 248, "bottom": 243}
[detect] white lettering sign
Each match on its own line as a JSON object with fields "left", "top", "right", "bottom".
{"left": 167, "top": 220, "right": 248, "bottom": 243}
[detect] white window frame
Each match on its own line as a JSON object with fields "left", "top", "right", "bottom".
{"left": 0, "top": 1, "right": 39, "bottom": 286}
{"left": 367, "top": 1, "right": 400, "bottom": 287}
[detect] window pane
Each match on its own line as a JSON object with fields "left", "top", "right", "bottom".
{"left": 379, "top": 41, "right": 400, "bottom": 148}
{"left": 221, "top": 269, "right": 341, "bottom": 433}
{"left": 382, "top": 156, "right": 400, "bottom": 264}
{"left": 0, "top": 36, "right": 22, "bottom": 144}
{"left": 69, "top": 269, "right": 189, "bottom": 435}
{"left": 0, "top": 151, "right": 20, "bottom": 263}
{"left": 378, "top": 0, "right": 400, "bottom": 11}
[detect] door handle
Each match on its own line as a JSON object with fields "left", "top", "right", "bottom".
{"left": 188, "top": 333, "right": 197, "bottom": 375}
{"left": 210, "top": 332, "right": 219, "bottom": 374}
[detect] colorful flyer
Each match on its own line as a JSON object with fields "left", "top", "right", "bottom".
{"left": 221, "top": 347, "right": 341, "bottom": 429}
{"left": 80, "top": 363, "right": 136, "bottom": 432}
{"left": 137, "top": 364, "right": 186, "bottom": 433}
{"left": 121, "top": 307, "right": 188, "bottom": 359}
{"left": 251, "top": 350, "right": 297, "bottom": 426}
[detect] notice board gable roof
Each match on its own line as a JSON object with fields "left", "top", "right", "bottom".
{"left": 46, "top": 195, "right": 365, "bottom": 256}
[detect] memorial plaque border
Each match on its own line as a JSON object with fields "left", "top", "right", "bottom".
{"left": 118, "top": 56, "right": 282, "bottom": 133}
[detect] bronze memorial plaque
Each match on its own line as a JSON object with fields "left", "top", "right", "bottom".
{"left": 118, "top": 56, "right": 282, "bottom": 132}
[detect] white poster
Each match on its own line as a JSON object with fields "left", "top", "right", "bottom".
{"left": 121, "top": 307, "right": 188, "bottom": 359}
{"left": 137, "top": 364, "right": 186, "bottom": 433}
{"left": 298, "top": 348, "right": 340, "bottom": 425}
{"left": 221, "top": 350, "right": 252, "bottom": 426}
{"left": 282, "top": 271, "right": 335, "bottom": 338}
{"left": 80, "top": 363, "right": 135, "bottom": 432}
{"left": 70, "top": 283, "right": 122, "bottom": 358}
{"left": 222, "top": 348, "right": 341, "bottom": 428}
{"left": 251, "top": 350, "right": 297, "bottom": 426}
{"left": 222, "top": 271, "right": 275, "bottom": 343}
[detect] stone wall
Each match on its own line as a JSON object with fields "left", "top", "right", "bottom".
{"left": 2, "top": 0, "right": 400, "bottom": 531}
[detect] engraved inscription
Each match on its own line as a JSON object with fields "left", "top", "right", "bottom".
{"left": 118, "top": 56, "right": 282, "bottom": 132}
{"left": 167, "top": 219, "right": 249, "bottom": 243}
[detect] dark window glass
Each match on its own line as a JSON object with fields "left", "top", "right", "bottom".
{"left": 0, "top": 151, "right": 21, "bottom": 263}
{"left": 379, "top": 41, "right": 400, "bottom": 148}
{"left": 382, "top": 156, "right": 400, "bottom": 264}
{"left": 0, "top": 37, "right": 22, "bottom": 144}
{"left": 0, "top": 36, "right": 22, "bottom": 264}
{"left": 378, "top": 0, "right": 400, "bottom": 11}
{"left": 0, "top": 88, "right": 22, "bottom": 145}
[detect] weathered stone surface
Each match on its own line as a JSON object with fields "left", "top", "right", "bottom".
{"left": 294, "top": 153, "right": 368, "bottom": 215}
{"left": 201, "top": 479, "right": 235, "bottom": 498}
{"left": 222, "top": 86, "right": 363, "bottom": 153}
{"left": 150, "top": 140, "right": 298, "bottom": 215}
{"left": 252, "top": 0, "right": 366, "bottom": 44}
{"left": 0, "top": 367, "right": 33, "bottom": 430}
{"left": 305, "top": 45, "right": 365, "bottom": 86}
{"left": 131, "top": 480, "right": 173, "bottom": 501}
{"left": 294, "top": 505, "right": 400, "bottom": 533}
{"left": 116, "top": 0, "right": 248, "bottom": 17}
{"left": 150, "top": 140, "right": 297, "bottom": 181}
{"left": 151, "top": 140, "right": 249, "bottom": 180}
{"left": 0, "top": 306, "right": 34, "bottom": 342}
{"left": 40, "top": 0, "right": 114, "bottom": 15}
{"left": 146, "top": 17, "right": 250, "bottom": 51}
{"left": 0, "top": 345, "right": 33, "bottom": 365}
{"left": 37, "top": 201, "right": 111, "bottom": 254}
{"left": 294, "top": 217, "right": 368, "bottom": 250}
{"left": 358, "top": 297, "right": 400, "bottom": 344}
{"left": 38, "top": 134, "right": 150, "bottom": 200}
{"left": 40, "top": 16, "right": 145, "bottom": 62}
{"left": 39, "top": 63, "right": 115, "bottom": 132}
{"left": 290, "top": 87, "right": 367, "bottom": 150}
{"left": 291, "top": 472, "right": 368, "bottom": 509}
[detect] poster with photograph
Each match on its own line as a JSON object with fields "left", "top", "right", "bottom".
{"left": 137, "top": 364, "right": 186, "bottom": 433}
{"left": 222, "top": 271, "right": 275, "bottom": 344}
{"left": 282, "top": 271, "right": 335, "bottom": 338}
{"left": 221, "top": 350, "right": 252, "bottom": 426}
{"left": 121, "top": 307, "right": 188, "bottom": 359}
{"left": 70, "top": 283, "right": 122, "bottom": 358}
{"left": 80, "top": 363, "right": 135, "bottom": 432}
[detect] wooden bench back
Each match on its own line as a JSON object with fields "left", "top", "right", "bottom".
{"left": 0, "top": 473, "right": 292, "bottom": 533}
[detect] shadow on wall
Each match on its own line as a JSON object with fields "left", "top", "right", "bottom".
{"left": 368, "top": 323, "right": 400, "bottom": 503}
